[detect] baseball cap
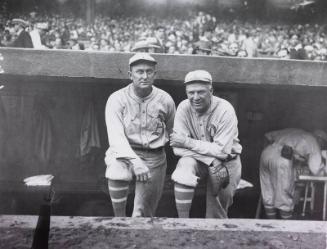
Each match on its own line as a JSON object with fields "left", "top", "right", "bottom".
{"left": 184, "top": 70, "right": 212, "bottom": 84}
{"left": 129, "top": 53, "right": 157, "bottom": 66}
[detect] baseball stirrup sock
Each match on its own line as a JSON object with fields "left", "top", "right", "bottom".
{"left": 108, "top": 180, "right": 129, "bottom": 217}
{"left": 280, "top": 210, "right": 293, "bottom": 219}
{"left": 174, "top": 183, "right": 195, "bottom": 218}
{"left": 264, "top": 207, "right": 277, "bottom": 219}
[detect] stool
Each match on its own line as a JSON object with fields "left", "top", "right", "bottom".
{"left": 255, "top": 195, "right": 262, "bottom": 219}
{"left": 298, "top": 175, "right": 327, "bottom": 221}
{"left": 301, "top": 181, "right": 315, "bottom": 216}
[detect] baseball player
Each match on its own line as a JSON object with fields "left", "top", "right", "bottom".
{"left": 170, "top": 70, "right": 242, "bottom": 218}
{"left": 260, "top": 128, "right": 327, "bottom": 219}
{"left": 105, "top": 53, "right": 176, "bottom": 217}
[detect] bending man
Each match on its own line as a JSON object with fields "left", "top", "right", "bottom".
{"left": 260, "top": 128, "right": 327, "bottom": 219}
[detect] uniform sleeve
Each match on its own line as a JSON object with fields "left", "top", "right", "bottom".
{"left": 185, "top": 106, "right": 238, "bottom": 159}
{"left": 172, "top": 101, "right": 191, "bottom": 138}
{"left": 165, "top": 95, "right": 176, "bottom": 135}
{"left": 173, "top": 147, "right": 215, "bottom": 166}
{"left": 105, "top": 93, "right": 138, "bottom": 160}
{"left": 307, "top": 142, "right": 325, "bottom": 176}
{"left": 172, "top": 101, "right": 216, "bottom": 166}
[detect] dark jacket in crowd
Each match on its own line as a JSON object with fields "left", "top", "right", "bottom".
{"left": 12, "top": 30, "right": 33, "bottom": 48}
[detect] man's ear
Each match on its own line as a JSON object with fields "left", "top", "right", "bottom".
{"left": 128, "top": 70, "right": 132, "bottom": 80}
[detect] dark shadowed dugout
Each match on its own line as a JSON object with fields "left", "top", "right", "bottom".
{"left": 0, "top": 48, "right": 326, "bottom": 218}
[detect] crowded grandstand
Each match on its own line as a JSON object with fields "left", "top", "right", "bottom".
{"left": 1, "top": 0, "right": 327, "bottom": 60}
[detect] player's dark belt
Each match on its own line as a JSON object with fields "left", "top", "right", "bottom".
{"left": 132, "top": 146, "right": 164, "bottom": 153}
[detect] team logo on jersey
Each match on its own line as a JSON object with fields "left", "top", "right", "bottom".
{"left": 152, "top": 113, "right": 165, "bottom": 136}
{"left": 207, "top": 124, "right": 216, "bottom": 142}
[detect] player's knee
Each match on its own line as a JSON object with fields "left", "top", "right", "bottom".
{"left": 177, "top": 157, "right": 198, "bottom": 168}
{"left": 106, "top": 159, "right": 133, "bottom": 181}
{"left": 171, "top": 157, "right": 199, "bottom": 187}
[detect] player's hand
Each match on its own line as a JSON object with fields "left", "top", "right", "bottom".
{"left": 210, "top": 158, "right": 223, "bottom": 169}
{"left": 117, "top": 158, "right": 132, "bottom": 167}
{"left": 170, "top": 132, "right": 187, "bottom": 148}
{"left": 132, "top": 158, "right": 151, "bottom": 182}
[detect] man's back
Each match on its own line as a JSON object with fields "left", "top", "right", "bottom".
{"left": 265, "top": 128, "right": 323, "bottom": 175}
{"left": 266, "top": 128, "right": 319, "bottom": 155}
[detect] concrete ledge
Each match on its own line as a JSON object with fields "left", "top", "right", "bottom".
{"left": 50, "top": 216, "right": 327, "bottom": 233}
{"left": 0, "top": 215, "right": 38, "bottom": 228}
{"left": 0, "top": 215, "right": 326, "bottom": 249}
{"left": 0, "top": 48, "right": 327, "bottom": 87}
{"left": 1, "top": 215, "right": 325, "bottom": 233}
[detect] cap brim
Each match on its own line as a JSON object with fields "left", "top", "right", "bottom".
{"left": 184, "top": 80, "right": 212, "bottom": 84}
{"left": 129, "top": 59, "right": 157, "bottom": 67}
{"left": 132, "top": 45, "right": 160, "bottom": 51}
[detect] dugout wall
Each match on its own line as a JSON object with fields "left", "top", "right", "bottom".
{"left": 0, "top": 48, "right": 326, "bottom": 215}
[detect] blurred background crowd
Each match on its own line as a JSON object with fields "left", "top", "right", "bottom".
{"left": 1, "top": 0, "right": 327, "bottom": 60}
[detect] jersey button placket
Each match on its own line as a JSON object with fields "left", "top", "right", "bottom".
{"left": 199, "top": 118, "right": 205, "bottom": 140}
{"left": 141, "top": 103, "right": 146, "bottom": 127}
{"left": 140, "top": 103, "right": 147, "bottom": 146}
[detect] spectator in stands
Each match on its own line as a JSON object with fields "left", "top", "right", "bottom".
{"left": 226, "top": 42, "right": 239, "bottom": 56}
{"left": 257, "top": 33, "right": 276, "bottom": 57}
{"left": 29, "top": 23, "right": 47, "bottom": 49}
{"left": 10, "top": 19, "right": 33, "bottom": 48}
{"left": 304, "top": 45, "right": 315, "bottom": 60}
{"left": 192, "top": 40, "right": 212, "bottom": 55}
{"left": 0, "top": 24, "right": 5, "bottom": 47}
{"left": 236, "top": 49, "right": 248, "bottom": 57}
{"left": 241, "top": 31, "right": 257, "bottom": 58}
{"left": 288, "top": 34, "right": 307, "bottom": 60}
{"left": 2, "top": 10, "right": 327, "bottom": 61}
{"left": 167, "top": 44, "right": 178, "bottom": 54}
{"left": 315, "top": 48, "right": 327, "bottom": 61}
{"left": 153, "top": 25, "right": 166, "bottom": 53}
{"left": 1, "top": 29, "right": 12, "bottom": 47}
{"left": 131, "top": 40, "right": 150, "bottom": 53}
{"left": 194, "top": 11, "right": 206, "bottom": 37}
{"left": 99, "top": 38, "right": 110, "bottom": 51}
{"left": 276, "top": 48, "right": 290, "bottom": 59}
